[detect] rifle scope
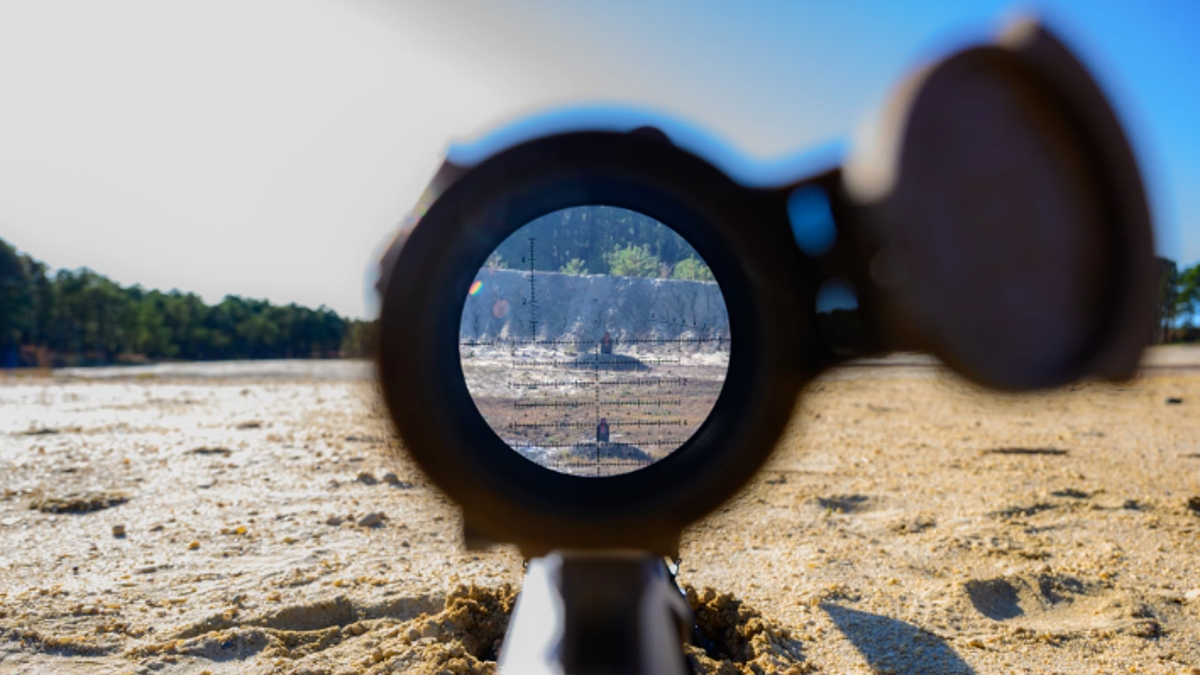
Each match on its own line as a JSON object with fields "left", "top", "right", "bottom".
{"left": 375, "top": 19, "right": 1154, "bottom": 558}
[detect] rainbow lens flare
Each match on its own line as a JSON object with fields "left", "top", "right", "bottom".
{"left": 468, "top": 280, "right": 483, "bottom": 296}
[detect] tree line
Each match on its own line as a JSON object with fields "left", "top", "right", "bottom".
{"left": 811, "top": 256, "right": 1200, "bottom": 353}
{"left": 487, "top": 206, "right": 715, "bottom": 281}
{"left": 4, "top": 232, "right": 1196, "bottom": 368}
{"left": 1157, "top": 256, "right": 1200, "bottom": 342}
{"left": 0, "top": 237, "right": 375, "bottom": 368}
{"left": 487, "top": 206, "right": 1200, "bottom": 344}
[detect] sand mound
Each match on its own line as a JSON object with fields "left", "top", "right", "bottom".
{"left": 120, "top": 581, "right": 811, "bottom": 674}
{"left": 685, "top": 585, "right": 813, "bottom": 675}
{"left": 127, "top": 584, "right": 514, "bottom": 674}
{"left": 30, "top": 490, "right": 129, "bottom": 514}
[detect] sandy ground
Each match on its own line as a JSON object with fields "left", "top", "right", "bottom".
{"left": 1, "top": 350, "right": 1198, "bottom": 674}
{"left": 462, "top": 344, "right": 728, "bottom": 475}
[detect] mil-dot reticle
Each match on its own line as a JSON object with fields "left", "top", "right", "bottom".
{"left": 459, "top": 206, "right": 731, "bottom": 477}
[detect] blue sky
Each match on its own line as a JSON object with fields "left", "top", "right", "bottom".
{"left": 0, "top": 0, "right": 1195, "bottom": 317}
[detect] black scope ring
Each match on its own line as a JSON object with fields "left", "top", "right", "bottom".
{"left": 377, "top": 131, "right": 818, "bottom": 556}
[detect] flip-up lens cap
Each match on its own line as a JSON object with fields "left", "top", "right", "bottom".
{"left": 845, "top": 20, "right": 1154, "bottom": 390}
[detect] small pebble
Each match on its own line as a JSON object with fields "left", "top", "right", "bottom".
{"left": 1184, "top": 588, "right": 1200, "bottom": 603}
{"left": 112, "top": 524, "right": 126, "bottom": 537}
{"left": 358, "top": 512, "right": 384, "bottom": 528}
{"left": 187, "top": 540, "right": 200, "bottom": 550}
{"left": 1130, "top": 620, "right": 1159, "bottom": 638}
{"left": 1166, "top": 397, "right": 1183, "bottom": 404}
{"left": 356, "top": 471, "right": 378, "bottom": 486}
{"left": 325, "top": 515, "right": 344, "bottom": 527}
{"left": 382, "top": 472, "right": 400, "bottom": 485}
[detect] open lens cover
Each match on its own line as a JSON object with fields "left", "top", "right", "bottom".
{"left": 844, "top": 20, "right": 1154, "bottom": 390}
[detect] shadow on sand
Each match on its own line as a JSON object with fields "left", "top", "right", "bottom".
{"left": 822, "top": 604, "right": 975, "bottom": 675}
{"left": 567, "top": 442, "right": 653, "bottom": 462}
{"left": 567, "top": 353, "right": 650, "bottom": 371}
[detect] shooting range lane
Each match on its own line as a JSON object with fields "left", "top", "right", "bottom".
{"left": 0, "top": 351, "right": 1197, "bottom": 673}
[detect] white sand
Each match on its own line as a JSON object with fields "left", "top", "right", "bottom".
{"left": 0, "top": 349, "right": 1198, "bottom": 673}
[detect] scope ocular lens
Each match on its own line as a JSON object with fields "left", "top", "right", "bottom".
{"left": 459, "top": 205, "right": 731, "bottom": 477}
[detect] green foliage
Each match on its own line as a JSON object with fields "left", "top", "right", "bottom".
{"left": 671, "top": 256, "right": 714, "bottom": 281}
{"left": 1157, "top": 257, "right": 1179, "bottom": 341}
{"left": 559, "top": 258, "right": 588, "bottom": 275}
{"left": 489, "top": 205, "right": 702, "bottom": 278}
{"left": 340, "top": 320, "right": 376, "bottom": 357}
{"left": 1149, "top": 256, "right": 1200, "bottom": 342}
{"left": 606, "top": 244, "right": 661, "bottom": 278}
{"left": 485, "top": 252, "right": 507, "bottom": 269}
{"left": 1176, "top": 264, "right": 1200, "bottom": 328}
{"left": 0, "top": 237, "right": 374, "bottom": 367}
{"left": 0, "top": 240, "right": 36, "bottom": 357}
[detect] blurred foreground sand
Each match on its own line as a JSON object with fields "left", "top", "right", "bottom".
{"left": 1, "top": 350, "right": 1198, "bottom": 674}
